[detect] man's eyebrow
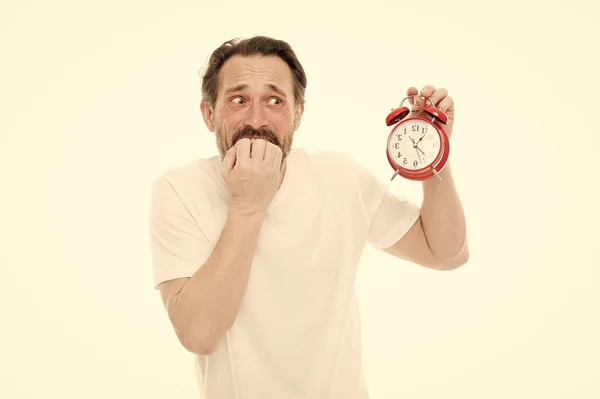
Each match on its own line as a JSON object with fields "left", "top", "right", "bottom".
{"left": 266, "top": 84, "right": 287, "bottom": 98}
{"left": 224, "top": 83, "right": 287, "bottom": 98}
{"left": 224, "top": 84, "right": 248, "bottom": 94}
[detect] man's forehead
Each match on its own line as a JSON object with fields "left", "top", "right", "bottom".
{"left": 219, "top": 55, "right": 293, "bottom": 93}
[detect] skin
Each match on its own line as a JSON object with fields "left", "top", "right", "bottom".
{"left": 201, "top": 55, "right": 304, "bottom": 189}
{"left": 156, "top": 56, "right": 468, "bottom": 355}
{"left": 156, "top": 55, "right": 305, "bottom": 355}
{"left": 385, "top": 85, "right": 469, "bottom": 270}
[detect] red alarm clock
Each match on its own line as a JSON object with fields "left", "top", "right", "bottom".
{"left": 385, "top": 95, "right": 450, "bottom": 181}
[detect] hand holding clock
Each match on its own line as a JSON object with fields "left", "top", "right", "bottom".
{"left": 395, "top": 86, "right": 468, "bottom": 269}
{"left": 406, "top": 85, "right": 455, "bottom": 139}
{"left": 385, "top": 85, "right": 454, "bottom": 181}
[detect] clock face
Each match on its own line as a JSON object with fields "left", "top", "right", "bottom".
{"left": 388, "top": 119, "right": 441, "bottom": 170}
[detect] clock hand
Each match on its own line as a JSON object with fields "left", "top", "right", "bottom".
{"left": 410, "top": 136, "right": 426, "bottom": 161}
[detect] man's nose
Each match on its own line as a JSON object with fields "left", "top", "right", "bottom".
{"left": 244, "top": 101, "right": 268, "bottom": 130}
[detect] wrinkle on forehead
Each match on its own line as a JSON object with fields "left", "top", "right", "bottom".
{"left": 219, "top": 55, "right": 293, "bottom": 94}
{"left": 231, "top": 64, "right": 283, "bottom": 81}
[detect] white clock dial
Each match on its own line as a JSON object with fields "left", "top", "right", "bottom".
{"left": 388, "top": 120, "right": 441, "bottom": 169}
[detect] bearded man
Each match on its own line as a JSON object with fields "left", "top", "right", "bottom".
{"left": 149, "top": 35, "right": 469, "bottom": 399}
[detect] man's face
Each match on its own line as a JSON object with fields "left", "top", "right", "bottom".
{"left": 201, "top": 55, "right": 304, "bottom": 161}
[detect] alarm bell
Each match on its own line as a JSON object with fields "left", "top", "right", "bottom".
{"left": 386, "top": 95, "right": 448, "bottom": 125}
{"left": 385, "top": 107, "right": 410, "bottom": 126}
{"left": 423, "top": 98, "right": 448, "bottom": 124}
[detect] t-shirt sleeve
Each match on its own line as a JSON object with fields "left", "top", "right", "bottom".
{"left": 352, "top": 158, "right": 421, "bottom": 250}
{"left": 148, "top": 174, "right": 214, "bottom": 289}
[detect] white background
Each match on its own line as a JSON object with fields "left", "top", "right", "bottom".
{"left": 1, "top": 0, "right": 598, "bottom": 398}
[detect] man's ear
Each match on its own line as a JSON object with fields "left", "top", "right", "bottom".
{"left": 294, "top": 104, "right": 305, "bottom": 131}
{"left": 200, "top": 99, "right": 216, "bottom": 132}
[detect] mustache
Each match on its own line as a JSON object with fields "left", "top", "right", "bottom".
{"left": 232, "top": 126, "right": 280, "bottom": 147}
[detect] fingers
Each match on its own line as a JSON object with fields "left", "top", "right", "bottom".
{"left": 250, "top": 138, "right": 267, "bottom": 160}
{"left": 420, "top": 85, "right": 437, "bottom": 99}
{"left": 407, "top": 85, "right": 451, "bottom": 111}
{"left": 406, "top": 86, "right": 419, "bottom": 97}
{"left": 222, "top": 145, "right": 237, "bottom": 171}
{"left": 236, "top": 138, "right": 252, "bottom": 163}
{"left": 424, "top": 86, "right": 453, "bottom": 113}
{"left": 402, "top": 85, "right": 454, "bottom": 135}
{"left": 273, "top": 147, "right": 283, "bottom": 169}
{"left": 264, "top": 142, "right": 283, "bottom": 168}
{"left": 437, "top": 95, "right": 454, "bottom": 113}
{"left": 426, "top": 87, "right": 447, "bottom": 109}
{"left": 407, "top": 86, "right": 425, "bottom": 116}
{"left": 406, "top": 86, "right": 420, "bottom": 108}
{"left": 234, "top": 137, "right": 279, "bottom": 166}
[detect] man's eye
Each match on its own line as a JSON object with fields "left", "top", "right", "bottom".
{"left": 231, "top": 97, "right": 244, "bottom": 104}
{"left": 269, "top": 97, "right": 282, "bottom": 105}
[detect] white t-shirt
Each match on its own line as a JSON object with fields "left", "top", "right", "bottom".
{"left": 149, "top": 147, "right": 421, "bottom": 399}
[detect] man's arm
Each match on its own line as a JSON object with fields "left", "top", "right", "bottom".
{"left": 158, "top": 209, "right": 265, "bottom": 355}
{"left": 384, "top": 163, "right": 469, "bottom": 270}
{"left": 154, "top": 139, "right": 283, "bottom": 355}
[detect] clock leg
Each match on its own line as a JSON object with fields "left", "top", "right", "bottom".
{"left": 391, "top": 169, "right": 400, "bottom": 181}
